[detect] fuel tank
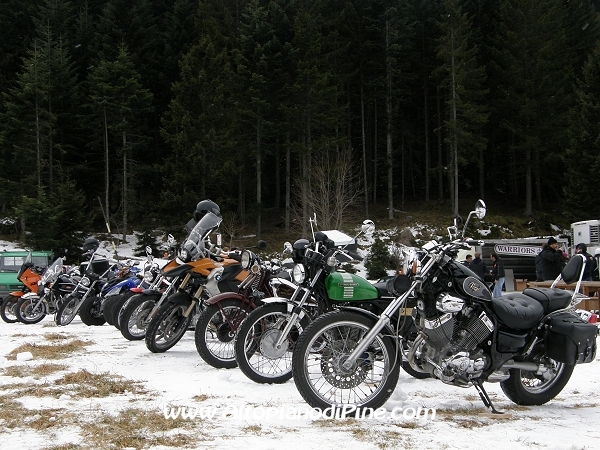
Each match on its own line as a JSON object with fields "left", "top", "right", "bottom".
{"left": 325, "top": 272, "right": 379, "bottom": 301}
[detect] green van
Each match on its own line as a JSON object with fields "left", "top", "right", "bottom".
{"left": 0, "top": 250, "right": 53, "bottom": 301}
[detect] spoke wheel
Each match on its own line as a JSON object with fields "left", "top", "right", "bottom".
{"left": 16, "top": 297, "right": 47, "bottom": 324}
{"left": 195, "top": 299, "right": 253, "bottom": 369}
{"left": 120, "top": 293, "right": 160, "bottom": 341}
{"left": 1, "top": 295, "right": 20, "bottom": 323}
{"left": 145, "top": 302, "right": 192, "bottom": 353}
{"left": 234, "top": 303, "right": 310, "bottom": 384}
{"left": 292, "top": 310, "right": 400, "bottom": 411}
{"left": 55, "top": 295, "right": 81, "bottom": 326}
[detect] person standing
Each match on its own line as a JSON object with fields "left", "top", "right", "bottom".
{"left": 575, "top": 243, "right": 596, "bottom": 281}
{"left": 490, "top": 252, "right": 505, "bottom": 298}
{"left": 463, "top": 254, "right": 473, "bottom": 267}
{"left": 535, "top": 244, "right": 546, "bottom": 282}
{"left": 540, "top": 237, "right": 566, "bottom": 281}
{"left": 469, "top": 252, "right": 487, "bottom": 279}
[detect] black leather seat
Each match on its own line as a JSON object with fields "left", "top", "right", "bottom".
{"left": 491, "top": 293, "right": 545, "bottom": 329}
{"left": 522, "top": 287, "right": 572, "bottom": 313}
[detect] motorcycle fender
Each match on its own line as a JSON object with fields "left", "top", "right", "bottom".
{"left": 140, "top": 288, "right": 162, "bottom": 295}
{"left": 335, "top": 306, "right": 398, "bottom": 340}
{"left": 205, "top": 292, "right": 246, "bottom": 306}
{"left": 165, "top": 291, "right": 194, "bottom": 306}
{"left": 260, "top": 296, "right": 290, "bottom": 305}
{"left": 22, "top": 292, "right": 40, "bottom": 300}
{"left": 8, "top": 291, "right": 25, "bottom": 298}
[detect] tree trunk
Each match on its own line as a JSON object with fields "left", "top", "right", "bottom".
{"left": 104, "top": 107, "right": 109, "bottom": 226}
{"left": 285, "top": 134, "right": 290, "bottom": 234}
{"left": 386, "top": 18, "right": 394, "bottom": 220}
{"left": 424, "top": 78, "right": 430, "bottom": 202}
{"left": 361, "top": 86, "right": 369, "bottom": 217}
{"left": 437, "top": 86, "right": 444, "bottom": 200}
{"left": 256, "top": 114, "right": 262, "bottom": 238}
{"left": 122, "top": 128, "right": 127, "bottom": 243}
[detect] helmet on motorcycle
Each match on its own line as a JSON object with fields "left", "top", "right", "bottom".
{"left": 82, "top": 238, "right": 100, "bottom": 253}
{"left": 194, "top": 199, "right": 221, "bottom": 222}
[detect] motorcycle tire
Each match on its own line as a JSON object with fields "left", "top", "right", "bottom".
{"left": 113, "top": 292, "right": 137, "bottom": 330}
{"left": 500, "top": 350, "right": 575, "bottom": 406}
{"left": 15, "top": 296, "right": 47, "bottom": 324}
{"left": 144, "top": 301, "right": 193, "bottom": 353}
{"left": 195, "top": 299, "right": 253, "bottom": 369}
{"left": 102, "top": 294, "right": 125, "bottom": 326}
{"left": 292, "top": 310, "right": 401, "bottom": 411}
{"left": 55, "top": 295, "right": 81, "bottom": 326}
{"left": 120, "top": 293, "right": 160, "bottom": 341}
{"left": 1, "top": 295, "right": 20, "bottom": 323}
{"left": 234, "top": 303, "right": 310, "bottom": 384}
{"left": 78, "top": 295, "right": 106, "bottom": 326}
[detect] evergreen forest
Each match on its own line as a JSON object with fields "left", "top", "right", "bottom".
{"left": 2, "top": 0, "right": 600, "bottom": 243}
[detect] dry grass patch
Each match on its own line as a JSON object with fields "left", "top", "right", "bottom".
{"left": 1, "top": 362, "right": 67, "bottom": 378}
{"left": 54, "top": 369, "right": 147, "bottom": 398}
{"left": 43, "top": 332, "right": 71, "bottom": 341}
{"left": 242, "top": 424, "right": 263, "bottom": 434}
{"left": 7, "top": 339, "right": 91, "bottom": 360}
{"left": 42, "top": 445, "right": 83, "bottom": 450}
{"left": 0, "top": 396, "right": 75, "bottom": 430}
{"left": 81, "top": 407, "right": 204, "bottom": 450}
{"left": 192, "top": 393, "right": 213, "bottom": 402}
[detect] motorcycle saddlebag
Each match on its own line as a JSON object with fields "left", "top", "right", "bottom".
{"left": 544, "top": 312, "right": 598, "bottom": 365}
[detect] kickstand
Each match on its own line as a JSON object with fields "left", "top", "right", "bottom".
{"left": 473, "top": 379, "right": 504, "bottom": 414}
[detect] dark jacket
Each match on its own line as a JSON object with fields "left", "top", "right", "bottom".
{"left": 491, "top": 257, "right": 505, "bottom": 280}
{"left": 576, "top": 243, "right": 597, "bottom": 281}
{"left": 540, "top": 246, "right": 565, "bottom": 281}
{"left": 469, "top": 257, "right": 487, "bottom": 279}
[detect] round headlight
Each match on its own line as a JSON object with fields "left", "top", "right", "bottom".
{"left": 144, "top": 271, "right": 155, "bottom": 283}
{"left": 292, "top": 264, "right": 306, "bottom": 284}
{"left": 81, "top": 276, "right": 90, "bottom": 287}
{"left": 241, "top": 250, "right": 252, "bottom": 269}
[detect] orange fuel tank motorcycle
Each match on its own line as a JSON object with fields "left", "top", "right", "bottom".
{"left": 0, "top": 253, "right": 44, "bottom": 323}
{"left": 144, "top": 210, "right": 248, "bottom": 353}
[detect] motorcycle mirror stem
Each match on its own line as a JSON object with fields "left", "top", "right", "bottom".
{"left": 460, "top": 199, "right": 487, "bottom": 239}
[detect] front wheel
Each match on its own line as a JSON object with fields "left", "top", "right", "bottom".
{"left": 234, "top": 303, "right": 310, "bottom": 384}
{"left": 16, "top": 296, "right": 47, "bottom": 324}
{"left": 120, "top": 293, "right": 160, "bottom": 341}
{"left": 145, "top": 302, "right": 193, "bottom": 353}
{"left": 292, "top": 310, "right": 401, "bottom": 411}
{"left": 55, "top": 295, "right": 82, "bottom": 326}
{"left": 500, "top": 352, "right": 574, "bottom": 406}
{"left": 1, "top": 295, "right": 20, "bottom": 323}
{"left": 78, "top": 296, "right": 106, "bottom": 326}
{"left": 195, "top": 299, "right": 254, "bottom": 369}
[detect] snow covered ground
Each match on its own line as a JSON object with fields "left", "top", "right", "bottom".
{"left": 1, "top": 236, "right": 600, "bottom": 449}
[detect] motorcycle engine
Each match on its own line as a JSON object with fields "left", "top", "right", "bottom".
{"left": 414, "top": 293, "right": 494, "bottom": 386}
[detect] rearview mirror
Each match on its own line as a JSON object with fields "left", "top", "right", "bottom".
{"left": 361, "top": 219, "right": 375, "bottom": 235}
{"left": 475, "top": 199, "right": 486, "bottom": 219}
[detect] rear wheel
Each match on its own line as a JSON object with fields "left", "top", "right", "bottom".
{"left": 500, "top": 349, "right": 574, "bottom": 405}
{"left": 234, "top": 303, "right": 310, "bottom": 384}
{"left": 120, "top": 293, "right": 160, "bottom": 341}
{"left": 195, "top": 299, "right": 253, "bottom": 369}
{"left": 145, "top": 302, "right": 193, "bottom": 353}
{"left": 1, "top": 295, "right": 20, "bottom": 323}
{"left": 16, "top": 296, "right": 47, "bottom": 324}
{"left": 78, "top": 296, "right": 106, "bottom": 326}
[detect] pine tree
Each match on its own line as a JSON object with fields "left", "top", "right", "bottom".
{"left": 436, "top": 0, "right": 489, "bottom": 217}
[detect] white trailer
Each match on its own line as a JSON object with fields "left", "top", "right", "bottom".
{"left": 571, "top": 220, "right": 600, "bottom": 255}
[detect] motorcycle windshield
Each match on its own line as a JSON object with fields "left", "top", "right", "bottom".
{"left": 41, "top": 257, "right": 64, "bottom": 284}
{"left": 181, "top": 212, "right": 222, "bottom": 260}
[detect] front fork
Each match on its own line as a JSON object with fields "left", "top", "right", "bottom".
{"left": 273, "top": 268, "right": 322, "bottom": 349}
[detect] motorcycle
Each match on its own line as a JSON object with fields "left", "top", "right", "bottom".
{"left": 0, "top": 252, "right": 45, "bottom": 323}
{"left": 77, "top": 261, "right": 143, "bottom": 326}
{"left": 194, "top": 244, "right": 296, "bottom": 369}
{"left": 144, "top": 211, "right": 248, "bottom": 353}
{"left": 55, "top": 239, "right": 122, "bottom": 326}
{"left": 233, "top": 216, "right": 398, "bottom": 384}
{"left": 106, "top": 239, "right": 174, "bottom": 329}
{"left": 291, "top": 200, "right": 598, "bottom": 413}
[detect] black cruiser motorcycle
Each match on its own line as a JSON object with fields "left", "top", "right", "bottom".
{"left": 292, "top": 200, "right": 598, "bottom": 413}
